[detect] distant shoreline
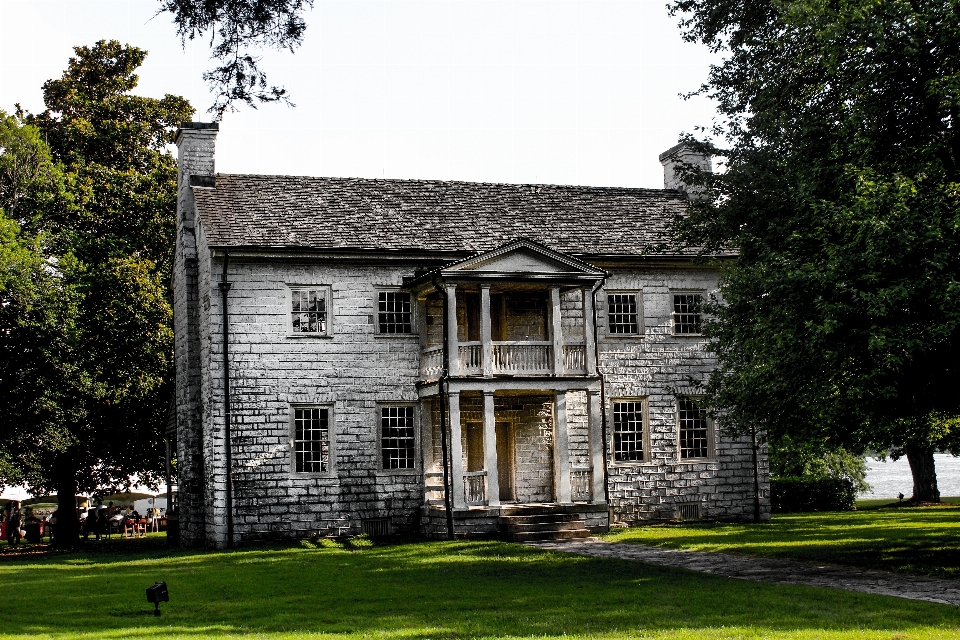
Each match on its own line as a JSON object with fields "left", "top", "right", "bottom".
{"left": 860, "top": 453, "right": 960, "bottom": 499}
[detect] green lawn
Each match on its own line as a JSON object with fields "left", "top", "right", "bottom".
{"left": 0, "top": 535, "right": 958, "bottom": 639}
{"left": 604, "top": 499, "right": 960, "bottom": 579}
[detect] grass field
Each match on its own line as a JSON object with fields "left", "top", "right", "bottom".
{"left": 0, "top": 534, "right": 958, "bottom": 640}
{"left": 604, "top": 499, "right": 960, "bottom": 579}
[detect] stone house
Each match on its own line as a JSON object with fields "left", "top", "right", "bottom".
{"left": 172, "top": 122, "right": 770, "bottom": 548}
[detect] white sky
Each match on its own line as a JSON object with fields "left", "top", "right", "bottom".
{"left": 0, "top": 0, "right": 719, "bottom": 188}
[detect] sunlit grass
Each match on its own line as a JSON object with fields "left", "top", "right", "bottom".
{"left": 0, "top": 536, "right": 958, "bottom": 639}
{"left": 604, "top": 499, "right": 960, "bottom": 579}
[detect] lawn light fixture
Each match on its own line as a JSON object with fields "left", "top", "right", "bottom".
{"left": 145, "top": 581, "right": 169, "bottom": 616}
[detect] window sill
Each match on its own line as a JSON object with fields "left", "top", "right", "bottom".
{"left": 603, "top": 334, "right": 645, "bottom": 339}
{"left": 676, "top": 458, "right": 716, "bottom": 464}
{"left": 287, "top": 333, "right": 334, "bottom": 339}
{"left": 376, "top": 468, "right": 420, "bottom": 476}
{"left": 609, "top": 460, "right": 655, "bottom": 467}
{"left": 290, "top": 471, "right": 338, "bottom": 479}
{"left": 373, "top": 334, "right": 419, "bottom": 339}
{"left": 671, "top": 333, "right": 705, "bottom": 338}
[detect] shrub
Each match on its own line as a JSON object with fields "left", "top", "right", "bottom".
{"left": 771, "top": 476, "right": 857, "bottom": 512}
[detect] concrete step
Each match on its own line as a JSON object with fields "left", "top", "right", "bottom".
{"left": 505, "top": 519, "right": 587, "bottom": 533}
{"left": 508, "top": 528, "right": 591, "bottom": 542}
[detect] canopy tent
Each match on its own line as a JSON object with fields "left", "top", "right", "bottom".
{"left": 22, "top": 495, "right": 89, "bottom": 507}
{"left": 0, "top": 485, "right": 31, "bottom": 503}
{"left": 97, "top": 491, "right": 159, "bottom": 504}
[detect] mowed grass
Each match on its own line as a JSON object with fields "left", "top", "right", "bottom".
{"left": 0, "top": 536, "right": 958, "bottom": 640}
{"left": 604, "top": 499, "right": 960, "bottom": 579}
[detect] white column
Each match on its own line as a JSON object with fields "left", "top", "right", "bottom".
{"left": 553, "top": 390, "right": 572, "bottom": 504}
{"left": 551, "top": 287, "right": 564, "bottom": 375}
{"left": 481, "top": 285, "right": 493, "bottom": 377}
{"left": 588, "top": 389, "right": 606, "bottom": 503}
{"left": 445, "top": 284, "right": 459, "bottom": 376}
{"left": 482, "top": 391, "right": 500, "bottom": 507}
{"left": 583, "top": 287, "right": 597, "bottom": 375}
{"left": 448, "top": 391, "right": 466, "bottom": 509}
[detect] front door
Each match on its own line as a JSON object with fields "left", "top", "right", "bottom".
{"left": 496, "top": 421, "right": 516, "bottom": 501}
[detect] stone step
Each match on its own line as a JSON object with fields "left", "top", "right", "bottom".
{"left": 505, "top": 519, "right": 587, "bottom": 533}
{"left": 499, "top": 513, "right": 579, "bottom": 526}
{"left": 508, "top": 528, "right": 591, "bottom": 542}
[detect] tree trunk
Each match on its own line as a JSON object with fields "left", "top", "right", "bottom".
{"left": 905, "top": 443, "right": 940, "bottom": 503}
{"left": 53, "top": 457, "right": 80, "bottom": 549}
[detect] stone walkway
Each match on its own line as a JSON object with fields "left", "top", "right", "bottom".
{"left": 528, "top": 538, "right": 960, "bottom": 606}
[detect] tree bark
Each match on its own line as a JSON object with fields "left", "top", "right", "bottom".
{"left": 905, "top": 443, "right": 940, "bottom": 503}
{"left": 53, "top": 456, "right": 80, "bottom": 549}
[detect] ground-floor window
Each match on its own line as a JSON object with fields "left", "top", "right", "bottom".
{"left": 678, "top": 398, "right": 710, "bottom": 459}
{"left": 293, "top": 407, "right": 330, "bottom": 472}
{"left": 612, "top": 400, "right": 646, "bottom": 462}
{"left": 381, "top": 406, "right": 416, "bottom": 469}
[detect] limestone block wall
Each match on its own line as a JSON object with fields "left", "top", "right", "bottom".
{"left": 194, "top": 250, "right": 430, "bottom": 546}
{"left": 596, "top": 265, "right": 771, "bottom": 523}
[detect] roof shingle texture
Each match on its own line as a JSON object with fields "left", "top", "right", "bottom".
{"left": 193, "top": 174, "right": 692, "bottom": 256}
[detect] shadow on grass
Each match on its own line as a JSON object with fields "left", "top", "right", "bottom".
{"left": 0, "top": 540, "right": 957, "bottom": 639}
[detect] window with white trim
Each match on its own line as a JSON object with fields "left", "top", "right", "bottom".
{"left": 612, "top": 400, "right": 646, "bottom": 462}
{"left": 672, "top": 292, "right": 703, "bottom": 335}
{"left": 607, "top": 292, "right": 641, "bottom": 335}
{"left": 293, "top": 407, "right": 330, "bottom": 473}
{"left": 678, "top": 398, "right": 710, "bottom": 459}
{"left": 290, "top": 287, "right": 330, "bottom": 334}
{"left": 380, "top": 406, "right": 416, "bottom": 470}
{"left": 378, "top": 291, "right": 413, "bottom": 334}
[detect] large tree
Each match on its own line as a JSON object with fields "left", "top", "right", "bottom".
{"left": 669, "top": 0, "right": 960, "bottom": 501}
{"left": 0, "top": 41, "right": 194, "bottom": 546}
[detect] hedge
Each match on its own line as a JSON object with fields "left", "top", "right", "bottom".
{"left": 770, "top": 476, "right": 857, "bottom": 513}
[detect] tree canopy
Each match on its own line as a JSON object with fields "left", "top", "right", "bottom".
{"left": 668, "top": 0, "right": 960, "bottom": 501}
{"left": 159, "top": 0, "right": 311, "bottom": 117}
{"left": 0, "top": 41, "right": 193, "bottom": 545}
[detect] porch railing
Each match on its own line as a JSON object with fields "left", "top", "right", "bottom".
{"left": 420, "top": 346, "right": 444, "bottom": 379}
{"left": 563, "top": 344, "right": 587, "bottom": 374}
{"left": 464, "top": 471, "right": 488, "bottom": 505}
{"left": 570, "top": 467, "right": 592, "bottom": 502}
{"left": 458, "top": 342, "right": 483, "bottom": 374}
{"left": 492, "top": 342, "right": 552, "bottom": 374}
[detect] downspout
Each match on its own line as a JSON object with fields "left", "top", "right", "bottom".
{"left": 751, "top": 424, "right": 762, "bottom": 523}
{"left": 590, "top": 277, "right": 611, "bottom": 506}
{"left": 432, "top": 275, "right": 455, "bottom": 540}
{"left": 219, "top": 251, "right": 234, "bottom": 547}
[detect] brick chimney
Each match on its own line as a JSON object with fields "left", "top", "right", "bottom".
{"left": 658, "top": 142, "right": 712, "bottom": 200}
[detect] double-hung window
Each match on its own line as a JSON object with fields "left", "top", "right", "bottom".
{"left": 380, "top": 406, "right": 416, "bottom": 470}
{"left": 672, "top": 292, "right": 703, "bottom": 335}
{"left": 612, "top": 400, "right": 646, "bottom": 462}
{"left": 378, "top": 291, "right": 413, "bottom": 334}
{"left": 678, "top": 398, "right": 711, "bottom": 459}
{"left": 293, "top": 406, "right": 331, "bottom": 473}
{"left": 607, "top": 292, "right": 642, "bottom": 335}
{"left": 290, "top": 287, "right": 331, "bottom": 335}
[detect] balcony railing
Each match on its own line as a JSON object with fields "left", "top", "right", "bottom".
{"left": 571, "top": 467, "right": 591, "bottom": 502}
{"left": 492, "top": 342, "right": 552, "bottom": 374}
{"left": 458, "top": 342, "right": 483, "bottom": 374}
{"left": 563, "top": 344, "right": 586, "bottom": 374}
{"left": 464, "top": 471, "right": 488, "bottom": 505}
{"left": 420, "top": 346, "right": 444, "bottom": 379}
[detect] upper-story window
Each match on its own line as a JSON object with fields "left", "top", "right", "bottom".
{"left": 607, "top": 292, "right": 641, "bottom": 335}
{"left": 291, "top": 287, "right": 330, "bottom": 335}
{"left": 672, "top": 292, "right": 703, "bottom": 335}
{"left": 678, "top": 397, "right": 712, "bottom": 459}
{"left": 378, "top": 291, "right": 413, "bottom": 334}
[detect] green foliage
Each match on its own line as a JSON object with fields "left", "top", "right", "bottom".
{"left": 0, "top": 539, "right": 957, "bottom": 638}
{"left": 668, "top": 1, "right": 960, "bottom": 480}
{"left": 771, "top": 476, "right": 858, "bottom": 512}
{"left": 769, "top": 436, "right": 870, "bottom": 493}
{"left": 0, "top": 42, "right": 193, "bottom": 513}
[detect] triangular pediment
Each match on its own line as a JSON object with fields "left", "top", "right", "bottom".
{"left": 442, "top": 238, "right": 604, "bottom": 277}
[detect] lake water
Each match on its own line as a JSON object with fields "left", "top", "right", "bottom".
{"left": 860, "top": 453, "right": 960, "bottom": 499}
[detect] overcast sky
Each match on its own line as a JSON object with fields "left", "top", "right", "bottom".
{"left": 0, "top": 0, "right": 719, "bottom": 188}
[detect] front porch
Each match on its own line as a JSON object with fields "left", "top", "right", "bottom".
{"left": 419, "top": 502, "right": 610, "bottom": 540}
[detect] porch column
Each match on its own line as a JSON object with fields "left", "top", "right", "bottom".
{"left": 480, "top": 285, "right": 493, "bottom": 377}
{"left": 448, "top": 391, "right": 466, "bottom": 509}
{"left": 482, "top": 391, "right": 500, "bottom": 507}
{"left": 445, "top": 284, "right": 459, "bottom": 376}
{"left": 583, "top": 287, "right": 597, "bottom": 375}
{"left": 551, "top": 287, "right": 564, "bottom": 375}
{"left": 420, "top": 398, "right": 435, "bottom": 505}
{"left": 553, "top": 390, "right": 572, "bottom": 504}
{"left": 588, "top": 389, "right": 606, "bottom": 502}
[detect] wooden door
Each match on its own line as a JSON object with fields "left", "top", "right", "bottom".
{"left": 496, "top": 421, "right": 516, "bottom": 502}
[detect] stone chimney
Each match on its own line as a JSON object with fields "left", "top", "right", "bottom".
{"left": 658, "top": 141, "right": 712, "bottom": 199}
{"left": 176, "top": 122, "right": 219, "bottom": 223}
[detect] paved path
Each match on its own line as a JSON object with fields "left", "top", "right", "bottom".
{"left": 528, "top": 538, "right": 960, "bottom": 606}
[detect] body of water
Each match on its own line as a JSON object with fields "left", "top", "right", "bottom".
{"left": 860, "top": 453, "right": 960, "bottom": 499}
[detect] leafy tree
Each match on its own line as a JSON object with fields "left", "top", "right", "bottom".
{"left": 159, "top": 0, "right": 310, "bottom": 117}
{"left": 668, "top": 0, "right": 960, "bottom": 502}
{"left": 0, "top": 41, "right": 194, "bottom": 546}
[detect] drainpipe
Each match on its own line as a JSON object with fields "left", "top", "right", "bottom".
{"left": 751, "top": 424, "right": 762, "bottom": 523}
{"left": 219, "top": 251, "right": 234, "bottom": 547}
{"left": 589, "top": 277, "right": 611, "bottom": 506}
{"left": 432, "top": 275, "right": 455, "bottom": 540}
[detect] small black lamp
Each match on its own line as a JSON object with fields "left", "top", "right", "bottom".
{"left": 146, "top": 581, "right": 169, "bottom": 616}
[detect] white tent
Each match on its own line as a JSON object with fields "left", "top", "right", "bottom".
{"left": 0, "top": 485, "right": 31, "bottom": 503}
